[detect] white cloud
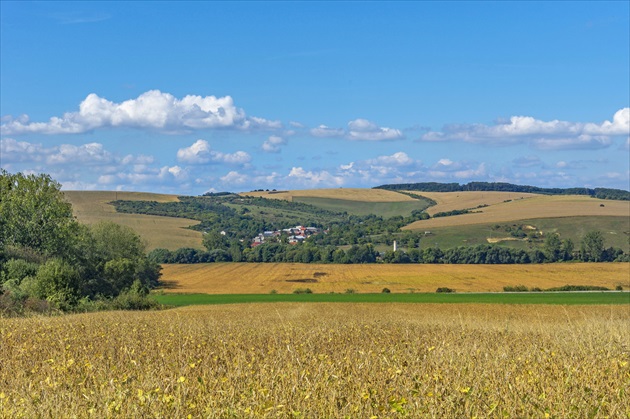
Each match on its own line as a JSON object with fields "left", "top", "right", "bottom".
{"left": 176, "top": 139, "right": 251, "bottom": 165}
{"left": 310, "top": 125, "right": 345, "bottom": 138}
{"left": 220, "top": 171, "right": 249, "bottom": 185}
{"left": 47, "top": 142, "right": 114, "bottom": 164}
{"left": 420, "top": 108, "right": 629, "bottom": 150}
{"left": 288, "top": 167, "right": 344, "bottom": 187}
{"left": 367, "top": 152, "right": 415, "bottom": 167}
{"left": 310, "top": 119, "right": 403, "bottom": 141}
{"left": 0, "top": 138, "right": 48, "bottom": 162}
{"left": 532, "top": 134, "right": 612, "bottom": 150}
{"left": 1, "top": 90, "right": 281, "bottom": 135}
{"left": 347, "top": 118, "right": 403, "bottom": 141}
{"left": 262, "top": 135, "right": 287, "bottom": 153}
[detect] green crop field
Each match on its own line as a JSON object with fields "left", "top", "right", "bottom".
{"left": 416, "top": 216, "right": 630, "bottom": 252}
{"left": 153, "top": 291, "right": 630, "bottom": 307}
{"left": 293, "top": 196, "right": 433, "bottom": 217}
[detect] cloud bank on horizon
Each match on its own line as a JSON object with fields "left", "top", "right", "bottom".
{"left": 1, "top": 2, "right": 628, "bottom": 193}
{"left": 2, "top": 90, "right": 628, "bottom": 193}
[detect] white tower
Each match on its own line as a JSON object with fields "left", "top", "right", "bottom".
{"left": 393, "top": 240, "right": 397, "bottom": 252}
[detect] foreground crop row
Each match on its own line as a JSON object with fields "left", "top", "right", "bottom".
{"left": 1, "top": 303, "right": 629, "bottom": 417}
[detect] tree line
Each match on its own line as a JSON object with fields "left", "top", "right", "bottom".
{"left": 149, "top": 230, "right": 627, "bottom": 265}
{"left": 375, "top": 182, "right": 630, "bottom": 200}
{"left": 1, "top": 170, "right": 161, "bottom": 314}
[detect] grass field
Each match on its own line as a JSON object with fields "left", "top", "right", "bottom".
{"left": 154, "top": 291, "right": 630, "bottom": 306}
{"left": 63, "top": 191, "right": 203, "bottom": 251}
{"left": 404, "top": 194, "right": 630, "bottom": 230}
{"left": 2, "top": 304, "right": 628, "bottom": 417}
{"left": 292, "top": 196, "right": 433, "bottom": 217}
{"left": 414, "top": 191, "right": 539, "bottom": 216}
{"left": 413, "top": 216, "right": 630, "bottom": 252}
{"left": 159, "top": 262, "right": 630, "bottom": 294}
{"left": 242, "top": 188, "right": 415, "bottom": 202}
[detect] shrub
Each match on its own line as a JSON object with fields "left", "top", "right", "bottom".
{"left": 436, "top": 287, "right": 455, "bottom": 293}
{"left": 293, "top": 288, "right": 313, "bottom": 294}
{"left": 381, "top": 288, "right": 391, "bottom": 293}
{"left": 615, "top": 285, "right": 623, "bottom": 291}
{"left": 503, "top": 285, "right": 529, "bottom": 292}
{"left": 545, "top": 285, "right": 609, "bottom": 292}
{"left": 344, "top": 288, "right": 356, "bottom": 294}
{"left": 270, "top": 289, "right": 278, "bottom": 294}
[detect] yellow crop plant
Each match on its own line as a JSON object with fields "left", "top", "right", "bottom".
{"left": 1, "top": 303, "right": 628, "bottom": 417}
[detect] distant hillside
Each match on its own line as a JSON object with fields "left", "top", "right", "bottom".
{"left": 64, "top": 191, "right": 203, "bottom": 251}
{"left": 375, "top": 182, "right": 630, "bottom": 200}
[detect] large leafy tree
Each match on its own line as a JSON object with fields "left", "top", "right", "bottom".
{"left": 1, "top": 170, "right": 78, "bottom": 257}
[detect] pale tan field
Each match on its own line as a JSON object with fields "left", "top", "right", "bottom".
{"left": 413, "top": 191, "right": 539, "bottom": 215}
{"left": 63, "top": 191, "right": 203, "bottom": 251}
{"left": 241, "top": 188, "right": 415, "bottom": 202}
{"left": 404, "top": 194, "right": 630, "bottom": 230}
{"left": 1, "top": 304, "right": 628, "bottom": 417}
{"left": 159, "top": 262, "right": 630, "bottom": 294}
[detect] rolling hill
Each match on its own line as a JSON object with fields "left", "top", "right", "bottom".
{"left": 63, "top": 185, "right": 630, "bottom": 254}
{"left": 63, "top": 191, "right": 203, "bottom": 251}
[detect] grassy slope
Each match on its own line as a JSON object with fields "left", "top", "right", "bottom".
{"left": 159, "top": 262, "right": 630, "bottom": 294}
{"left": 293, "top": 196, "right": 433, "bottom": 217}
{"left": 415, "top": 216, "right": 630, "bottom": 252}
{"left": 403, "top": 194, "right": 629, "bottom": 230}
{"left": 64, "top": 191, "right": 203, "bottom": 251}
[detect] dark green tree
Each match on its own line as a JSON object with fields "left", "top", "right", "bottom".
{"left": 580, "top": 231, "right": 605, "bottom": 262}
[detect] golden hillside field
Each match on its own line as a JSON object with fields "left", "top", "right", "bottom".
{"left": 414, "top": 191, "right": 538, "bottom": 215}
{"left": 404, "top": 194, "right": 630, "bottom": 230}
{"left": 159, "top": 262, "right": 629, "bottom": 294}
{"left": 2, "top": 304, "right": 628, "bottom": 417}
{"left": 241, "top": 188, "right": 415, "bottom": 202}
{"left": 64, "top": 191, "right": 203, "bottom": 251}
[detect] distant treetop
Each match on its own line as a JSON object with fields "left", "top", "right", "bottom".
{"left": 374, "top": 182, "right": 629, "bottom": 201}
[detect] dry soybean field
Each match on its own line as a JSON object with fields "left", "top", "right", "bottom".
{"left": 1, "top": 303, "right": 628, "bottom": 417}
{"left": 159, "top": 262, "right": 630, "bottom": 294}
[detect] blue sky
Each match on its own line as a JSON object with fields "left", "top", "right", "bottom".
{"left": 1, "top": 1, "right": 628, "bottom": 193}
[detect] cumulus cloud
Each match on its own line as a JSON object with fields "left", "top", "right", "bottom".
{"left": 346, "top": 119, "right": 403, "bottom": 141}
{"left": 420, "top": 108, "right": 629, "bottom": 149}
{"left": 262, "top": 135, "right": 287, "bottom": 153}
{"left": 1, "top": 90, "right": 281, "bottom": 135}
{"left": 310, "top": 125, "right": 345, "bottom": 138}
{"left": 288, "top": 167, "right": 345, "bottom": 187}
{"left": 220, "top": 171, "right": 249, "bottom": 185}
{"left": 176, "top": 139, "right": 251, "bottom": 165}
{"left": 0, "top": 138, "right": 123, "bottom": 166}
{"left": 367, "top": 152, "right": 415, "bottom": 167}
{"left": 310, "top": 119, "right": 403, "bottom": 141}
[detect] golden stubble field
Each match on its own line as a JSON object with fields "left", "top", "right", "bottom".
{"left": 63, "top": 191, "right": 203, "bottom": 251}
{"left": 159, "top": 263, "right": 630, "bottom": 294}
{"left": 404, "top": 194, "right": 630, "bottom": 230}
{"left": 241, "top": 188, "right": 416, "bottom": 202}
{"left": 1, "top": 303, "right": 628, "bottom": 417}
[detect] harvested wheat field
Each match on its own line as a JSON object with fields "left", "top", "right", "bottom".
{"left": 413, "top": 191, "right": 539, "bottom": 216}
{"left": 404, "top": 194, "right": 630, "bottom": 230}
{"left": 241, "top": 188, "right": 415, "bottom": 202}
{"left": 159, "top": 262, "right": 630, "bottom": 294}
{"left": 1, "top": 303, "right": 628, "bottom": 417}
{"left": 63, "top": 191, "right": 203, "bottom": 251}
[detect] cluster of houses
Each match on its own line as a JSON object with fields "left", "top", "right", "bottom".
{"left": 251, "top": 225, "right": 320, "bottom": 247}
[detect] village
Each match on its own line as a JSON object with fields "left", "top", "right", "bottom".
{"left": 250, "top": 225, "right": 321, "bottom": 247}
